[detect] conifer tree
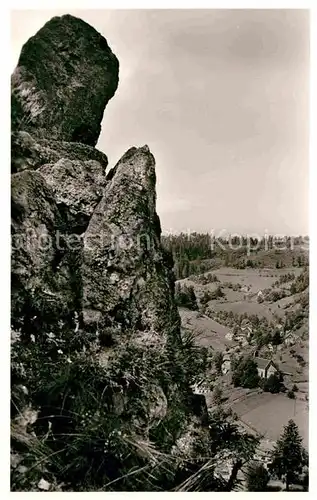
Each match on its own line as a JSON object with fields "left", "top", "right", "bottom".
{"left": 268, "top": 419, "right": 308, "bottom": 491}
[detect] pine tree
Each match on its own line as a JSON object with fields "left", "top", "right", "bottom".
{"left": 268, "top": 419, "right": 308, "bottom": 491}
{"left": 213, "top": 351, "right": 223, "bottom": 376}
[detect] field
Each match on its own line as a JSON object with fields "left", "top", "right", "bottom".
{"left": 206, "top": 386, "right": 308, "bottom": 448}
{"left": 233, "top": 392, "right": 308, "bottom": 448}
{"left": 179, "top": 308, "right": 234, "bottom": 351}
{"left": 182, "top": 266, "right": 303, "bottom": 320}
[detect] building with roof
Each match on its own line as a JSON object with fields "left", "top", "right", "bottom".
{"left": 254, "top": 357, "right": 279, "bottom": 379}
{"left": 191, "top": 378, "right": 209, "bottom": 395}
{"left": 284, "top": 331, "right": 300, "bottom": 347}
{"left": 221, "top": 353, "right": 231, "bottom": 374}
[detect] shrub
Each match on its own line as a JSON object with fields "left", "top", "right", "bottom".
{"left": 287, "top": 390, "right": 296, "bottom": 399}
{"left": 200, "top": 291, "right": 212, "bottom": 306}
{"left": 175, "top": 284, "right": 198, "bottom": 310}
{"left": 210, "top": 286, "right": 225, "bottom": 300}
{"left": 263, "top": 373, "right": 283, "bottom": 394}
{"left": 246, "top": 463, "right": 270, "bottom": 491}
{"left": 232, "top": 357, "right": 260, "bottom": 389}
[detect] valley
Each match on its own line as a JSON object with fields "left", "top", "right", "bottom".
{"left": 174, "top": 255, "right": 309, "bottom": 472}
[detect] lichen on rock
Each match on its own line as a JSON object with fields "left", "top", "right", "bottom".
{"left": 82, "top": 145, "right": 180, "bottom": 336}
{"left": 11, "top": 131, "right": 109, "bottom": 173}
{"left": 12, "top": 14, "right": 119, "bottom": 146}
{"left": 40, "top": 158, "right": 106, "bottom": 233}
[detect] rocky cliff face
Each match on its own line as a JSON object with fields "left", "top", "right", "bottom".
{"left": 11, "top": 15, "right": 208, "bottom": 492}
{"left": 11, "top": 15, "right": 116, "bottom": 334}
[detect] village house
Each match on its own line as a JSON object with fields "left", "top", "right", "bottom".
{"left": 235, "top": 334, "right": 248, "bottom": 347}
{"left": 254, "top": 357, "right": 279, "bottom": 379}
{"left": 221, "top": 354, "right": 231, "bottom": 375}
{"left": 284, "top": 331, "right": 300, "bottom": 347}
{"left": 191, "top": 379, "right": 209, "bottom": 395}
{"left": 241, "top": 324, "right": 253, "bottom": 340}
{"left": 225, "top": 331, "right": 234, "bottom": 341}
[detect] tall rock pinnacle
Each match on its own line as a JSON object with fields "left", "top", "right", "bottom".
{"left": 11, "top": 14, "right": 119, "bottom": 146}
{"left": 11, "top": 14, "right": 119, "bottom": 328}
{"left": 83, "top": 145, "right": 181, "bottom": 337}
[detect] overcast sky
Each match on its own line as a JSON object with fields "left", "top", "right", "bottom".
{"left": 11, "top": 9, "right": 309, "bottom": 235}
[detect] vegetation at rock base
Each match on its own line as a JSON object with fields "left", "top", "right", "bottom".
{"left": 11, "top": 325, "right": 193, "bottom": 491}
{"left": 11, "top": 324, "right": 262, "bottom": 492}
